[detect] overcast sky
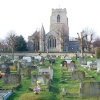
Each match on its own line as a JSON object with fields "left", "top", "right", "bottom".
{"left": 0, "top": 0, "right": 100, "bottom": 41}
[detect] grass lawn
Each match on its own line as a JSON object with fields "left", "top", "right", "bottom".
{"left": 7, "top": 77, "right": 32, "bottom": 100}
{"left": 0, "top": 57, "right": 100, "bottom": 100}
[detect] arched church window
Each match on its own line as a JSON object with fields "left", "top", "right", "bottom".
{"left": 48, "top": 39, "right": 49, "bottom": 49}
{"left": 53, "top": 39, "right": 54, "bottom": 47}
{"left": 50, "top": 39, "right": 51, "bottom": 48}
{"left": 57, "top": 14, "right": 60, "bottom": 22}
{"left": 38, "top": 41, "right": 39, "bottom": 50}
{"left": 55, "top": 38, "right": 56, "bottom": 47}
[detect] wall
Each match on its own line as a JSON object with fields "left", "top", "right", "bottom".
{"left": 0, "top": 52, "right": 93, "bottom": 58}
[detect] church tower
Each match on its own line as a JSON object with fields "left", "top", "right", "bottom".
{"left": 48, "top": 8, "right": 69, "bottom": 52}
{"left": 50, "top": 8, "right": 69, "bottom": 35}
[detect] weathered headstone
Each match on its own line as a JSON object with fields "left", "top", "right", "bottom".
{"left": 61, "top": 61, "right": 67, "bottom": 67}
{"left": 2, "top": 74, "right": 21, "bottom": 84}
{"left": 81, "top": 57, "right": 87, "bottom": 65}
{"left": 32, "top": 74, "right": 50, "bottom": 85}
{"left": 64, "top": 56, "right": 70, "bottom": 60}
{"left": 0, "top": 68, "right": 6, "bottom": 73}
{"left": 61, "top": 55, "right": 64, "bottom": 59}
{"left": 40, "top": 58, "right": 45, "bottom": 65}
{"left": 80, "top": 82, "right": 100, "bottom": 97}
{"left": 68, "top": 61, "right": 77, "bottom": 71}
{"left": 20, "top": 68, "right": 31, "bottom": 78}
{"left": 23, "top": 56, "right": 32, "bottom": 62}
{"left": 96, "top": 59, "right": 100, "bottom": 72}
{"left": 31, "top": 75, "right": 37, "bottom": 85}
{"left": 49, "top": 59, "right": 56, "bottom": 65}
{"left": 71, "top": 71, "right": 85, "bottom": 81}
{"left": 38, "top": 75, "right": 50, "bottom": 85}
{"left": 39, "top": 68, "right": 53, "bottom": 80}
{"left": 61, "top": 87, "right": 66, "bottom": 97}
{"left": 5, "top": 66, "right": 10, "bottom": 74}
{"left": 1, "top": 64, "right": 6, "bottom": 68}
{"left": 65, "top": 59, "right": 72, "bottom": 64}
{"left": 89, "top": 63, "right": 97, "bottom": 70}
{"left": 9, "top": 66, "right": 17, "bottom": 71}
{"left": 30, "top": 65, "right": 38, "bottom": 70}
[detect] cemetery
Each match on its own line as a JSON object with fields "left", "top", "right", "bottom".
{"left": 1, "top": 50, "right": 100, "bottom": 100}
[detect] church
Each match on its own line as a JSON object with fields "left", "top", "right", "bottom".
{"left": 27, "top": 8, "right": 78, "bottom": 52}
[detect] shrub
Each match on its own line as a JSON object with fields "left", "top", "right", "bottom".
{"left": 95, "top": 47, "right": 100, "bottom": 59}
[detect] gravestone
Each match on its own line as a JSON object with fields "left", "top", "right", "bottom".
{"left": 21, "top": 59, "right": 27, "bottom": 66}
{"left": 30, "top": 65, "right": 38, "bottom": 70}
{"left": 31, "top": 75, "right": 37, "bottom": 85}
{"left": 65, "top": 59, "right": 72, "bottom": 64}
{"left": 71, "top": 71, "right": 85, "bottom": 81}
{"left": 22, "top": 56, "right": 32, "bottom": 62}
{"left": 37, "top": 75, "right": 50, "bottom": 85}
{"left": 77, "top": 57, "right": 87, "bottom": 65}
{"left": 61, "top": 61, "right": 67, "bottom": 67}
{"left": 61, "top": 87, "right": 66, "bottom": 97}
{"left": 89, "top": 63, "right": 97, "bottom": 70}
{"left": 1, "top": 64, "right": 6, "bottom": 68}
{"left": 75, "top": 53, "right": 78, "bottom": 60}
{"left": 80, "top": 82, "right": 100, "bottom": 97}
{"left": 40, "top": 58, "right": 45, "bottom": 65}
{"left": 0, "top": 89, "right": 12, "bottom": 100}
{"left": 45, "top": 55, "right": 50, "bottom": 60}
{"left": 51, "top": 55, "right": 56, "bottom": 60}
{"left": 2, "top": 74, "right": 21, "bottom": 84}
{"left": 45, "top": 65, "right": 53, "bottom": 69}
{"left": 64, "top": 56, "right": 71, "bottom": 60}
{"left": 96, "top": 59, "right": 100, "bottom": 72}
{"left": 49, "top": 59, "right": 56, "bottom": 65}
{"left": 87, "top": 61, "right": 92, "bottom": 66}
{"left": 21, "top": 59, "right": 32, "bottom": 67}
{"left": 0, "top": 68, "right": 6, "bottom": 73}
{"left": 61, "top": 55, "right": 64, "bottom": 59}
{"left": 39, "top": 68, "right": 53, "bottom": 80}
{"left": 32, "top": 74, "right": 50, "bottom": 85}
{"left": 5, "top": 66, "right": 10, "bottom": 74}
{"left": 20, "top": 68, "right": 31, "bottom": 78}
{"left": 68, "top": 61, "right": 77, "bottom": 71}
{"left": 9, "top": 66, "right": 17, "bottom": 71}
{"left": 88, "top": 60, "right": 97, "bottom": 70}
{"left": 17, "top": 62, "right": 22, "bottom": 74}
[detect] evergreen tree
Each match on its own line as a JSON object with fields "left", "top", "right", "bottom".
{"left": 14, "top": 35, "right": 27, "bottom": 51}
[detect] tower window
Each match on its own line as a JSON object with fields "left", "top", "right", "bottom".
{"left": 57, "top": 15, "right": 60, "bottom": 22}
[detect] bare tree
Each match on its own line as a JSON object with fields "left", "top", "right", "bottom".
{"left": 81, "top": 28, "right": 95, "bottom": 52}
{"left": 6, "top": 31, "right": 16, "bottom": 60}
{"left": 93, "top": 37, "right": 100, "bottom": 48}
{"left": 0, "top": 39, "right": 7, "bottom": 51}
{"left": 56, "top": 25, "right": 69, "bottom": 51}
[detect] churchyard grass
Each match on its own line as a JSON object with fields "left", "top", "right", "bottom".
{"left": 7, "top": 77, "right": 32, "bottom": 100}
{"left": 0, "top": 57, "right": 100, "bottom": 100}
{"left": 73, "top": 57, "right": 100, "bottom": 82}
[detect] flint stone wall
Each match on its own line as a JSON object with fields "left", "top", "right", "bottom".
{"left": 80, "top": 82, "right": 100, "bottom": 97}
{"left": 2, "top": 74, "right": 21, "bottom": 84}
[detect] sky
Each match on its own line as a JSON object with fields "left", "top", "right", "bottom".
{"left": 0, "top": 0, "right": 100, "bottom": 41}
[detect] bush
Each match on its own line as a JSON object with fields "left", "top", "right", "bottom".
{"left": 95, "top": 47, "right": 100, "bottom": 59}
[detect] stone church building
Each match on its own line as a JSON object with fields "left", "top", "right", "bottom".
{"left": 28, "top": 8, "right": 78, "bottom": 52}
